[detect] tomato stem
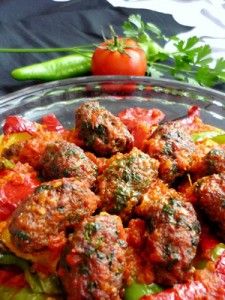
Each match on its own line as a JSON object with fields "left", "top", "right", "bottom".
{"left": 114, "top": 35, "right": 118, "bottom": 48}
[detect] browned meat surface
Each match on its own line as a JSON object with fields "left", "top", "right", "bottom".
{"left": 59, "top": 213, "right": 127, "bottom": 300}
{"left": 195, "top": 172, "right": 225, "bottom": 241}
{"left": 75, "top": 101, "right": 133, "bottom": 156}
{"left": 144, "top": 122, "right": 196, "bottom": 183}
{"left": 96, "top": 148, "right": 159, "bottom": 221}
{"left": 205, "top": 149, "right": 225, "bottom": 174}
{"left": 9, "top": 178, "right": 100, "bottom": 253}
{"left": 136, "top": 180, "right": 200, "bottom": 286}
{"left": 40, "top": 141, "right": 97, "bottom": 186}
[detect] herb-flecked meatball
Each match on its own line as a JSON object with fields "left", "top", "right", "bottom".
{"left": 40, "top": 141, "right": 97, "bottom": 185}
{"left": 59, "top": 213, "right": 127, "bottom": 300}
{"left": 136, "top": 180, "right": 200, "bottom": 286}
{"left": 75, "top": 101, "right": 134, "bottom": 156}
{"left": 9, "top": 178, "right": 100, "bottom": 253}
{"left": 205, "top": 149, "right": 225, "bottom": 174}
{"left": 144, "top": 122, "right": 196, "bottom": 183}
{"left": 195, "top": 173, "right": 225, "bottom": 241}
{"left": 96, "top": 148, "right": 159, "bottom": 221}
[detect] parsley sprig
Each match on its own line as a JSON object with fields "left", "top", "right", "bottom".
{"left": 123, "top": 14, "right": 225, "bottom": 87}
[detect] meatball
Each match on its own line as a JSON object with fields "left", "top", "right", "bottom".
{"left": 144, "top": 122, "right": 196, "bottom": 183}
{"left": 136, "top": 180, "right": 200, "bottom": 286}
{"left": 40, "top": 141, "right": 97, "bottom": 186}
{"left": 59, "top": 213, "right": 127, "bottom": 300}
{"left": 195, "top": 173, "right": 225, "bottom": 241}
{"left": 96, "top": 148, "right": 159, "bottom": 221}
{"left": 75, "top": 101, "right": 133, "bottom": 156}
{"left": 205, "top": 149, "right": 225, "bottom": 174}
{"left": 9, "top": 178, "right": 100, "bottom": 253}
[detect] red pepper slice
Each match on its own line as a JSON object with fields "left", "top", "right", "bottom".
{"left": 3, "top": 115, "right": 37, "bottom": 135}
{"left": 0, "top": 267, "right": 27, "bottom": 289}
{"left": 178, "top": 106, "right": 200, "bottom": 126}
{"left": 0, "top": 163, "right": 40, "bottom": 221}
{"left": 216, "top": 252, "right": 225, "bottom": 281}
{"left": 41, "top": 113, "right": 64, "bottom": 132}
{"left": 118, "top": 107, "right": 165, "bottom": 149}
{"left": 141, "top": 281, "right": 206, "bottom": 300}
{"left": 118, "top": 107, "right": 165, "bottom": 130}
{"left": 199, "top": 225, "right": 219, "bottom": 259}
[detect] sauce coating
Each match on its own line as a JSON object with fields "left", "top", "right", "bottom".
{"left": 59, "top": 214, "right": 127, "bottom": 300}
{"left": 9, "top": 178, "right": 100, "bottom": 253}
{"left": 75, "top": 101, "right": 134, "bottom": 156}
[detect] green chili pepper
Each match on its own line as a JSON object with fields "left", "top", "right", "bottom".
{"left": 11, "top": 52, "right": 92, "bottom": 81}
{"left": 124, "top": 281, "right": 163, "bottom": 300}
{"left": 192, "top": 130, "right": 224, "bottom": 142}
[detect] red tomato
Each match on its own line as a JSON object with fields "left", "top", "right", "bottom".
{"left": 3, "top": 115, "right": 37, "bottom": 135}
{"left": 41, "top": 113, "right": 64, "bottom": 132}
{"left": 92, "top": 38, "right": 147, "bottom": 76}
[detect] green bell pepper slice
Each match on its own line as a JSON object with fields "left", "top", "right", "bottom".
{"left": 0, "top": 286, "right": 47, "bottom": 300}
{"left": 124, "top": 282, "right": 163, "bottom": 300}
{"left": 211, "top": 134, "right": 225, "bottom": 145}
{"left": 211, "top": 243, "right": 225, "bottom": 261}
{"left": 0, "top": 254, "right": 61, "bottom": 294}
{"left": 192, "top": 130, "right": 224, "bottom": 143}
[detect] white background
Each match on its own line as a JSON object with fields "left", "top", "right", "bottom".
{"left": 107, "top": 0, "right": 225, "bottom": 61}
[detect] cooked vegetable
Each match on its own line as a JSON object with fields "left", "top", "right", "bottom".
{"left": 124, "top": 282, "right": 163, "bottom": 300}
{"left": 0, "top": 162, "right": 40, "bottom": 220}
{"left": 177, "top": 105, "right": 200, "bottom": 126}
{"left": 118, "top": 107, "right": 165, "bottom": 130}
{"left": 192, "top": 130, "right": 225, "bottom": 142}
{"left": 3, "top": 116, "right": 37, "bottom": 135}
{"left": 40, "top": 114, "right": 64, "bottom": 133}
{"left": 211, "top": 243, "right": 225, "bottom": 261}
{"left": 118, "top": 107, "right": 165, "bottom": 149}
{"left": 0, "top": 286, "right": 47, "bottom": 300}
{"left": 141, "top": 245, "right": 225, "bottom": 300}
{"left": 211, "top": 134, "right": 225, "bottom": 144}
{"left": 0, "top": 253, "right": 61, "bottom": 295}
{"left": 0, "top": 104, "right": 225, "bottom": 299}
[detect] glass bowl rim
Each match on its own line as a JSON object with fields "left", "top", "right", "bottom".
{"left": 1, "top": 76, "right": 225, "bottom": 103}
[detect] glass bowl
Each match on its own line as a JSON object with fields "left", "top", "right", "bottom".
{"left": 0, "top": 76, "right": 224, "bottom": 130}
